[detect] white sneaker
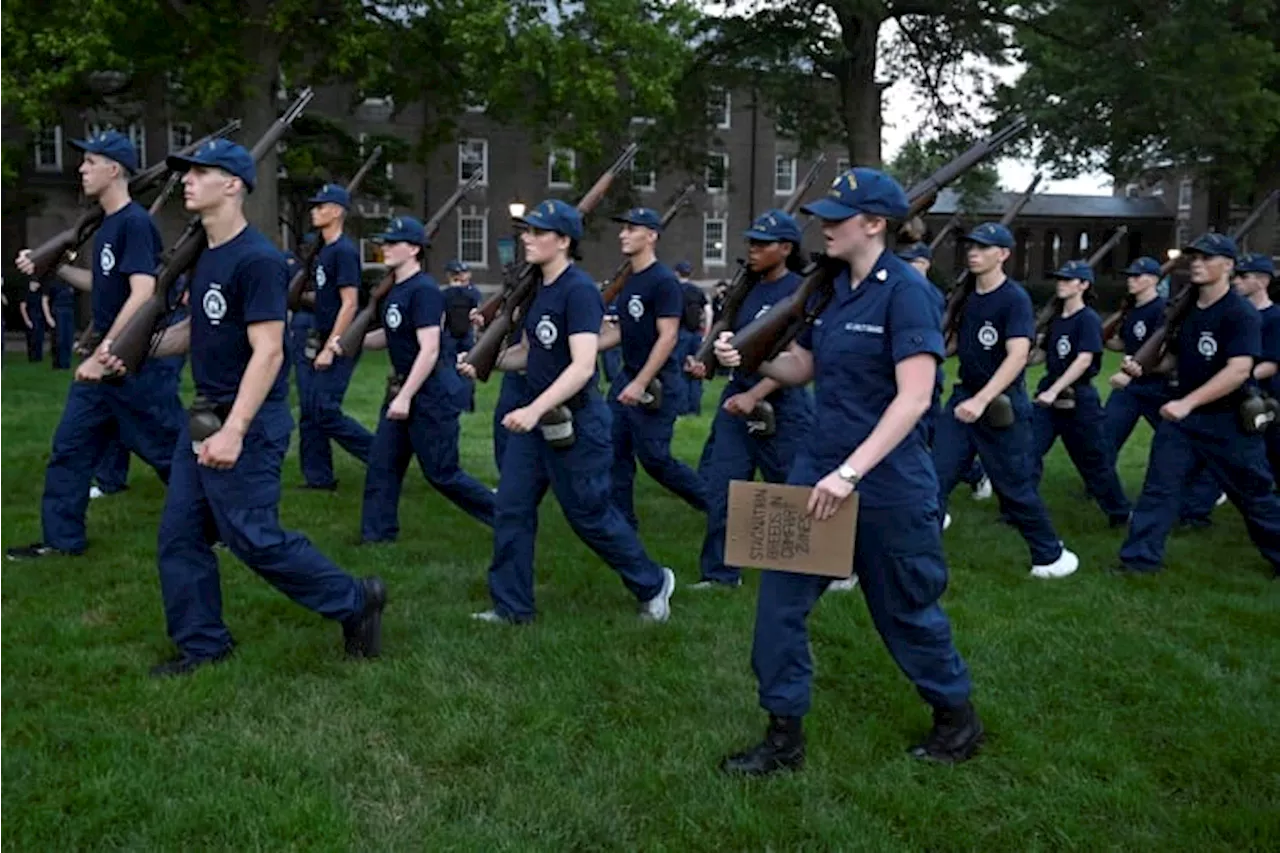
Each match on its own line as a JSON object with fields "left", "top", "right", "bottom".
{"left": 1031, "top": 546, "right": 1080, "bottom": 579}
{"left": 1215, "top": 492, "right": 1227, "bottom": 508}
{"left": 89, "top": 486, "right": 105, "bottom": 500}
{"left": 471, "top": 610, "right": 509, "bottom": 624}
{"left": 972, "top": 475, "right": 993, "bottom": 501}
{"left": 639, "top": 567, "right": 676, "bottom": 622}
{"left": 689, "top": 579, "right": 740, "bottom": 590}
{"left": 943, "top": 513, "right": 953, "bottom": 532}
{"left": 827, "top": 576, "right": 859, "bottom": 592}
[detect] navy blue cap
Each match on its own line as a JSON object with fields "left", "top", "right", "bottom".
{"left": 612, "top": 207, "right": 663, "bottom": 232}
{"left": 372, "top": 215, "right": 429, "bottom": 246}
{"left": 70, "top": 130, "right": 138, "bottom": 174}
{"left": 1050, "top": 259, "right": 1095, "bottom": 284}
{"left": 673, "top": 261, "right": 693, "bottom": 275}
{"left": 1237, "top": 252, "right": 1275, "bottom": 277}
{"left": 896, "top": 242, "right": 933, "bottom": 263}
{"left": 801, "top": 167, "right": 910, "bottom": 222}
{"left": 743, "top": 209, "right": 803, "bottom": 244}
{"left": 166, "top": 138, "right": 257, "bottom": 192}
{"left": 1122, "top": 256, "right": 1162, "bottom": 277}
{"left": 308, "top": 183, "right": 351, "bottom": 209}
{"left": 1184, "top": 232, "right": 1237, "bottom": 260}
{"left": 518, "top": 199, "right": 583, "bottom": 241}
{"left": 964, "top": 222, "right": 1015, "bottom": 249}
{"left": 444, "top": 259, "right": 470, "bottom": 273}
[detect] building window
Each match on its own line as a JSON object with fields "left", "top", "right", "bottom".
{"left": 1126, "top": 231, "right": 1143, "bottom": 264}
{"left": 1044, "top": 230, "right": 1062, "bottom": 275}
{"left": 359, "top": 239, "right": 384, "bottom": 265}
{"left": 708, "top": 88, "right": 731, "bottom": 130}
{"left": 168, "top": 122, "right": 193, "bottom": 152}
{"left": 1174, "top": 222, "right": 1189, "bottom": 251}
{"left": 548, "top": 148, "right": 575, "bottom": 188}
{"left": 703, "top": 216, "right": 727, "bottom": 266}
{"left": 1178, "top": 178, "right": 1193, "bottom": 210}
{"left": 465, "top": 102, "right": 487, "bottom": 113}
{"left": 357, "top": 132, "right": 395, "bottom": 181}
{"left": 458, "top": 212, "right": 488, "bottom": 268}
{"left": 459, "top": 138, "right": 488, "bottom": 185}
{"left": 1016, "top": 228, "right": 1034, "bottom": 280}
{"left": 127, "top": 122, "right": 146, "bottom": 168}
{"left": 632, "top": 147, "right": 656, "bottom": 191}
{"left": 1076, "top": 230, "right": 1090, "bottom": 256}
{"left": 835, "top": 157, "right": 851, "bottom": 175}
{"left": 774, "top": 156, "right": 796, "bottom": 195}
{"left": 1125, "top": 183, "right": 1140, "bottom": 198}
{"left": 33, "top": 126, "right": 63, "bottom": 172}
{"left": 705, "top": 152, "right": 728, "bottom": 193}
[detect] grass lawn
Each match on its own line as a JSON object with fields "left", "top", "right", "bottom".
{"left": 3, "top": 350, "right": 1278, "bottom": 851}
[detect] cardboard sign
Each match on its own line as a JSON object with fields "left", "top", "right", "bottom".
{"left": 725, "top": 481, "right": 857, "bottom": 578}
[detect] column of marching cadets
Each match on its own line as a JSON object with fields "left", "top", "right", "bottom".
{"left": 9, "top": 129, "right": 1280, "bottom": 777}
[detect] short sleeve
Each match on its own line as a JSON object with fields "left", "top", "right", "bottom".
{"left": 1077, "top": 311, "right": 1103, "bottom": 354}
{"left": 335, "top": 242, "right": 362, "bottom": 289}
{"left": 794, "top": 289, "right": 829, "bottom": 352}
{"left": 241, "top": 253, "right": 288, "bottom": 325}
{"left": 1225, "top": 302, "right": 1262, "bottom": 360}
{"left": 889, "top": 280, "right": 945, "bottom": 364}
{"left": 1003, "top": 287, "right": 1036, "bottom": 341}
{"left": 655, "top": 274, "right": 683, "bottom": 318}
{"left": 413, "top": 285, "right": 444, "bottom": 329}
{"left": 116, "top": 212, "right": 161, "bottom": 277}
{"left": 566, "top": 280, "right": 605, "bottom": 335}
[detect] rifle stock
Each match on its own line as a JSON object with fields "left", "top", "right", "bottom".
{"left": 600, "top": 183, "right": 695, "bottom": 305}
{"left": 106, "top": 92, "right": 312, "bottom": 376}
{"left": 904, "top": 118, "right": 1028, "bottom": 219}
{"left": 929, "top": 213, "right": 962, "bottom": 251}
{"left": 336, "top": 169, "right": 486, "bottom": 358}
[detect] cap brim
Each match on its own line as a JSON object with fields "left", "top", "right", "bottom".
{"left": 611, "top": 215, "right": 661, "bottom": 231}
{"left": 69, "top": 138, "right": 96, "bottom": 154}
{"left": 165, "top": 153, "right": 204, "bottom": 173}
{"left": 799, "top": 199, "right": 857, "bottom": 221}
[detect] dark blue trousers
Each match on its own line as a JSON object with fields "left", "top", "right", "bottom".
{"left": 25, "top": 312, "right": 46, "bottom": 361}
{"left": 52, "top": 306, "right": 75, "bottom": 369}
{"left": 297, "top": 350, "right": 373, "bottom": 487}
{"left": 493, "top": 371, "right": 528, "bottom": 472}
{"left": 361, "top": 399, "right": 496, "bottom": 542}
{"left": 486, "top": 396, "right": 665, "bottom": 621}
{"left": 609, "top": 371, "right": 707, "bottom": 529}
{"left": 93, "top": 432, "right": 132, "bottom": 494}
{"left": 287, "top": 310, "right": 313, "bottom": 387}
{"left": 698, "top": 388, "right": 813, "bottom": 584}
{"left": 158, "top": 403, "right": 363, "bottom": 658}
{"left": 928, "top": 405, "right": 986, "bottom": 490}
{"left": 933, "top": 387, "right": 1064, "bottom": 565}
{"left": 752, "top": 453, "right": 972, "bottom": 717}
{"left": 1031, "top": 384, "right": 1132, "bottom": 521}
{"left": 1118, "top": 411, "right": 1280, "bottom": 572}
{"left": 677, "top": 329, "right": 704, "bottom": 415}
{"left": 600, "top": 348, "right": 623, "bottom": 386}
{"left": 41, "top": 362, "right": 183, "bottom": 553}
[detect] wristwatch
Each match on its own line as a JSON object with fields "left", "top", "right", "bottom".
{"left": 837, "top": 464, "right": 861, "bottom": 488}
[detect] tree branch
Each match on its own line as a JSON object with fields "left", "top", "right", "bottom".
{"left": 888, "top": 3, "right": 1087, "bottom": 50}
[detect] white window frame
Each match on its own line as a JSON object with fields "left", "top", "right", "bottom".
{"left": 34, "top": 126, "right": 63, "bottom": 172}
{"left": 360, "top": 94, "right": 395, "bottom": 109}
{"left": 359, "top": 238, "right": 385, "bottom": 266}
{"left": 548, "top": 148, "right": 575, "bottom": 188}
{"left": 708, "top": 88, "right": 731, "bottom": 130}
{"left": 705, "top": 151, "right": 728, "bottom": 193}
{"left": 703, "top": 216, "right": 727, "bottom": 267}
{"left": 1178, "top": 177, "right": 1193, "bottom": 210}
{"left": 358, "top": 132, "right": 394, "bottom": 181}
{"left": 1124, "top": 182, "right": 1140, "bottom": 198}
{"left": 632, "top": 147, "right": 656, "bottom": 192}
{"left": 465, "top": 102, "right": 487, "bottom": 113}
{"left": 457, "top": 211, "right": 489, "bottom": 269}
{"left": 459, "top": 138, "right": 488, "bottom": 185}
{"left": 168, "top": 121, "right": 193, "bottom": 152}
{"left": 774, "top": 156, "right": 797, "bottom": 195}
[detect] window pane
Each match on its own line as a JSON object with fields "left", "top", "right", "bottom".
{"left": 460, "top": 139, "right": 487, "bottom": 183}
{"left": 706, "top": 153, "right": 727, "bottom": 191}
{"left": 775, "top": 157, "right": 795, "bottom": 194}
{"left": 459, "top": 214, "right": 487, "bottom": 265}
{"left": 703, "top": 218, "right": 726, "bottom": 264}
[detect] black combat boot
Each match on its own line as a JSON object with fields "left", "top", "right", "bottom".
{"left": 343, "top": 576, "right": 388, "bottom": 658}
{"left": 720, "top": 715, "right": 805, "bottom": 776}
{"left": 908, "top": 701, "right": 984, "bottom": 763}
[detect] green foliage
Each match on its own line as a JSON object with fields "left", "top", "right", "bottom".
{"left": 886, "top": 130, "right": 1002, "bottom": 209}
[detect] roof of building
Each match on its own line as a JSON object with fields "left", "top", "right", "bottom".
{"left": 927, "top": 188, "right": 1173, "bottom": 220}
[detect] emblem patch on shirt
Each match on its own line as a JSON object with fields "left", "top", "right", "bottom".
{"left": 386, "top": 304, "right": 402, "bottom": 330}
{"left": 202, "top": 285, "right": 227, "bottom": 325}
{"left": 977, "top": 321, "right": 999, "bottom": 349}
{"left": 536, "top": 316, "right": 558, "bottom": 348}
{"left": 1198, "top": 331, "right": 1217, "bottom": 358}
{"left": 315, "top": 265, "right": 327, "bottom": 289}
{"left": 1133, "top": 320, "right": 1147, "bottom": 341}
{"left": 627, "top": 294, "right": 644, "bottom": 320}
{"left": 1056, "top": 335, "right": 1071, "bottom": 358}
{"left": 100, "top": 244, "right": 116, "bottom": 274}
{"left": 754, "top": 304, "right": 772, "bottom": 320}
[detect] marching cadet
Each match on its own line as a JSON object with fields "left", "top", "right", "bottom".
{"left": 44, "top": 274, "right": 77, "bottom": 370}
{"left": 359, "top": 217, "right": 496, "bottom": 542}
{"left": 8, "top": 131, "right": 183, "bottom": 561}
{"left": 931, "top": 222, "right": 1080, "bottom": 579}
{"left": 688, "top": 210, "right": 814, "bottom": 590}
{"left": 296, "top": 184, "right": 373, "bottom": 491}
{"left": 715, "top": 168, "right": 982, "bottom": 775}
{"left": 101, "top": 139, "right": 386, "bottom": 674}
{"left": 598, "top": 208, "right": 708, "bottom": 529}
{"left": 442, "top": 259, "right": 482, "bottom": 413}
{"left": 1232, "top": 252, "right": 1280, "bottom": 477}
{"left": 1117, "top": 234, "right": 1280, "bottom": 577}
{"left": 286, "top": 240, "right": 316, "bottom": 389}
{"left": 20, "top": 278, "right": 47, "bottom": 361}
{"left": 1029, "top": 260, "right": 1131, "bottom": 525}
{"left": 674, "top": 261, "right": 709, "bottom": 415}
{"left": 458, "top": 200, "right": 675, "bottom": 623}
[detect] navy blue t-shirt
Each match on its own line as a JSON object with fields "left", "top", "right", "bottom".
{"left": 794, "top": 251, "right": 944, "bottom": 509}
{"left": 383, "top": 272, "right": 444, "bottom": 376}
{"left": 1175, "top": 290, "right": 1259, "bottom": 411}
{"left": 955, "top": 278, "right": 1035, "bottom": 394}
{"left": 1042, "top": 306, "right": 1103, "bottom": 389}
{"left": 189, "top": 226, "right": 288, "bottom": 405}
{"left": 92, "top": 201, "right": 161, "bottom": 332}
{"left": 1121, "top": 296, "right": 1165, "bottom": 357}
{"left": 1256, "top": 303, "right": 1280, "bottom": 398}
{"left": 729, "top": 270, "right": 803, "bottom": 392}
{"left": 312, "top": 235, "right": 361, "bottom": 333}
{"left": 524, "top": 264, "right": 603, "bottom": 397}
{"left": 617, "top": 260, "right": 683, "bottom": 380}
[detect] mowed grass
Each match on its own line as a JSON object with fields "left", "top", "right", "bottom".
{"left": 3, "top": 350, "right": 1278, "bottom": 851}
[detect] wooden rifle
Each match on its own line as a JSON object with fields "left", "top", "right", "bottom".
{"left": 336, "top": 168, "right": 486, "bottom": 357}
{"left": 598, "top": 183, "right": 696, "bottom": 306}
{"left": 929, "top": 212, "right": 963, "bottom": 251}
{"left": 465, "top": 143, "right": 639, "bottom": 382}
{"left": 105, "top": 89, "right": 314, "bottom": 375}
